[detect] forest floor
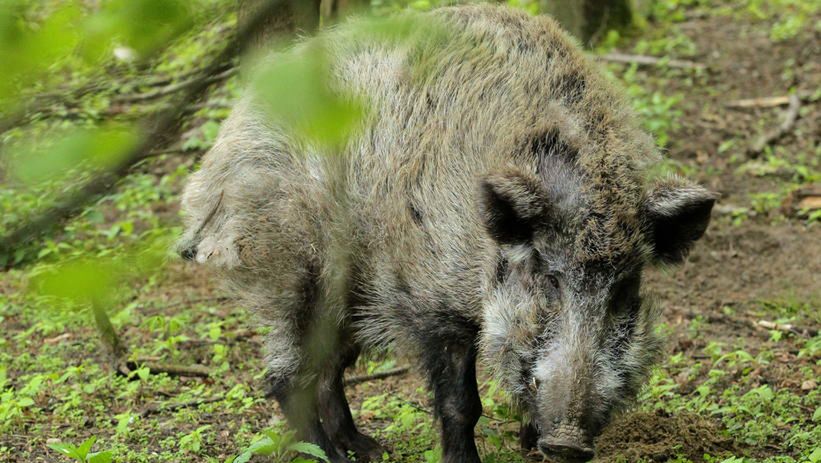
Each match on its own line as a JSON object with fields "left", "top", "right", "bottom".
{"left": 1, "top": 1, "right": 819, "bottom": 463}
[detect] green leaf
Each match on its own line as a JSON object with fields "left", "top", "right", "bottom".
{"left": 245, "top": 436, "right": 276, "bottom": 457}
{"left": 16, "top": 397, "right": 34, "bottom": 407}
{"left": 287, "top": 442, "right": 330, "bottom": 462}
{"left": 76, "top": 436, "right": 97, "bottom": 459}
{"left": 47, "top": 442, "right": 83, "bottom": 460}
{"left": 88, "top": 450, "right": 114, "bottom": 463}
{"left": 34, "top": 258, "right": 118, "bottom": 307}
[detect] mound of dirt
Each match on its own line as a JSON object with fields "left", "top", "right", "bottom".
{"left": 595, "top": 409, "right": 737, "bottom": 462}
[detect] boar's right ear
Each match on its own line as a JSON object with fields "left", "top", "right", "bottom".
{"left": 644, "top": 179, "right": 717, "bottom": 264}
{"left": 479, "top": 170, "right": 547, "bottom": 245}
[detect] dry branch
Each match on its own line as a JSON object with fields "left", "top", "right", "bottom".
{"left": 344, "top": 367, "right": 410, "bottom": 386}
{"left": 142, "top": 362, "right": 212, "bottom": 377}
{"left": 141, "top": 396, "right": 224, "bottom": 417}
{"left": 0, "top": 0, "right": 289, "bottom": 258}
{"left": 687, "top": 311, "right": 818, "bottom": 339}
{"left": 121, "top": 359, "right": 212, "bottom": 378}
{"left": 725, "top": 91, "right": 815, "bottom": 109}
{"left": 781, "top": 186, "right": 821, "bottom": 218}
{"left": 757, "top": 320, "right": 818, "bottom": 338}
{"left": 113, "top": 67, "right": 237, "bottom": 103}
{"left": 747, "top": 94, "right": 801, "bottom": 156}
{"left": 726, "top": 95, "right": 793, "bottom": 109}
{"left": 597, "top": 52, "right": 706, "bottom": 70}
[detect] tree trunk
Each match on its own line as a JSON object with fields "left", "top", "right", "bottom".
{"left": 238, "top": 0, "right": 322, "bottom": 49}
{"left": 540, "top": 0, "right": 637, "bottom": 46}
{"left": 91, "top": 301, "right": 126, "bottom": 361}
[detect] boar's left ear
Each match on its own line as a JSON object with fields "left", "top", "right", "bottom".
{"left": 479, "top": 170, "right": 548, "bottom": 245}
{"left": 644, "top": 180, "right": 717, "bottom": 264}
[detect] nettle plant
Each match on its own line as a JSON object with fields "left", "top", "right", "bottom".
{"left": 47, "top": 436, "right": 113, "bottom": 463}
{"left": 230, "top": 428, "right": 330, "bottom": 463}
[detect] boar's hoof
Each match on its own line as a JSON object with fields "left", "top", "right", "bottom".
{"left": 340, "top": 432, "right": 386, "bottom": 462}
{"left": 537, "top": 438, "right": 594, "bottom": 462}
{"left": 519, "top": 421, "right": 539, "bottom": 450}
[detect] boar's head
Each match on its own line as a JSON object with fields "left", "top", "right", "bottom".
{"left": 477, "top": 161, "right": 715, "bottom": 461}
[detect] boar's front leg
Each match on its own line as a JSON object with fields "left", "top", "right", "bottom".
{"left": 519, "top": 420, "right": 539, "bottom": 451}
{"left": 422, "top": 340, "right": 482, "bottom": 463}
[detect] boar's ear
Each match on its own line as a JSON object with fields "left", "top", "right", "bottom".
{"left": 645, "top": 180, "right": 717, "bottom": 264}
{"left": 479, "top": 170, "right": 547, "bottom": 245}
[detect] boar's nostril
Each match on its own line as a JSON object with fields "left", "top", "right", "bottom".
{"left": 179, "top": 246, "right": 197, "bottom": 261}
{"left": 538, "top": 439, "right": 595, "bottom": 462}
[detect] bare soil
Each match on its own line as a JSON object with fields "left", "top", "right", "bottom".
{"left": 596, "top": 410, "right": 738, "bottom": 463}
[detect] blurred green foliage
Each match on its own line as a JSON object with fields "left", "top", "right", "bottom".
{"left": 252, "top": 42, "right": 365, "bottom": 148}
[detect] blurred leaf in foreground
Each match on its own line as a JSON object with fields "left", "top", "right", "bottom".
{"left": 251, "top": 42, "right": 364, "bottom": 149}
{"left": 8, "top": 125, "right": 138, "bottom": 186}
{"left": 32, "top": 232, "right": 172, "bottom": 309}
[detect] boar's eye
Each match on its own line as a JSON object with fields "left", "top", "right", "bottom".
{"left": 547, "top": 274, "right": 560, "bottom": 290}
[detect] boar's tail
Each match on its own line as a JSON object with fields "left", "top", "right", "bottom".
{"left": 177, "top": 190, "right": 224, "bottom": 262}
{"left": 194, "top": 190, "right": 224, "bottom": 237}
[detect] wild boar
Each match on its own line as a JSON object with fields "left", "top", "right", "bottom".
{"left": 177, "top": 5, "right": 715, "bottom": 463}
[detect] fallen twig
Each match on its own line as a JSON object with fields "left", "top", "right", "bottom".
{"left": 686, "top": 311, "right": 818, "bottom": 339}
{"left": 597, "top": 52, "right": 706, "bottom": 71}
{"left": 141, "top": 396, "right": 224, "bottom": 417}
{"left": 725, "top": 91, "right": 816, "bottom": 109}
{"left": 756, "top": 320, "right": 818, "bottom": 338}
{"left": 781, "top": 186, "right": 821, "bottom": 217}
{"left": 344, "top": 366, "right": 410, "bottom": 386}
{"left": 126, "top": 360, "right": 212, "bottom": 377}
{"left": 747, "top": 94, "right": 801, "bottom": 156}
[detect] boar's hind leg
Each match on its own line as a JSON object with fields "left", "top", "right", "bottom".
{"left": 318, "top": 341, "right": 386, "bottom": 462}
{"left": 266, "top": 320, "right": 352, "bottom": 463}
{"left": 423, "top": 342, "right": 482, "bottom": 463}
{"left": 268, "top": 371, "right": 352, "bottom": 463}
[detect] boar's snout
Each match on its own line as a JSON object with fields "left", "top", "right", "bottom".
{"left": 537, "top": 425, "right": 594, "bottom": 462}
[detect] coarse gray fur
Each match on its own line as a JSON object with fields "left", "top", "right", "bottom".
{"left": 178, "top": 5, "right": 715, "bottom": 462}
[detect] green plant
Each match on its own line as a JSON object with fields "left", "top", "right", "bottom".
{"left": 48, "top": 436, "right": 113, "bottom": 463}
{"left": 179, "top": 425, "right": 212, "bottom": 454}
{"left": 230, "top": 428, "right": 329, "bottom": 463}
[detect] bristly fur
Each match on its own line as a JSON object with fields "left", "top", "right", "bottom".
{"left": 178, "top": 5, "right": 714, "bottom": 462}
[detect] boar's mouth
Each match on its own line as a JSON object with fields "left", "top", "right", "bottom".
{"left": 537, "top": 424, "right": 595, "bottom": 462}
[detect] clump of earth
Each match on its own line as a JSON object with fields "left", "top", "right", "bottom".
{"left": 595, "top": 409, "right": 738, "bottom": 462}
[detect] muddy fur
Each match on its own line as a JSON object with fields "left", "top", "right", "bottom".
{"left": 178, "top": 5, "right": 715, "bottom": 462}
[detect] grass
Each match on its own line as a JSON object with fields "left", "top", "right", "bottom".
{"left": 3, "top": 289, "right": 817, "bottom": 462}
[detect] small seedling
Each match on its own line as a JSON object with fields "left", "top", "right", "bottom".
{"left": 230, "top": 428, "right": 329, "bottom": 463}
{"left": 48, "top": 436, "right": 113, "bottom": 463}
